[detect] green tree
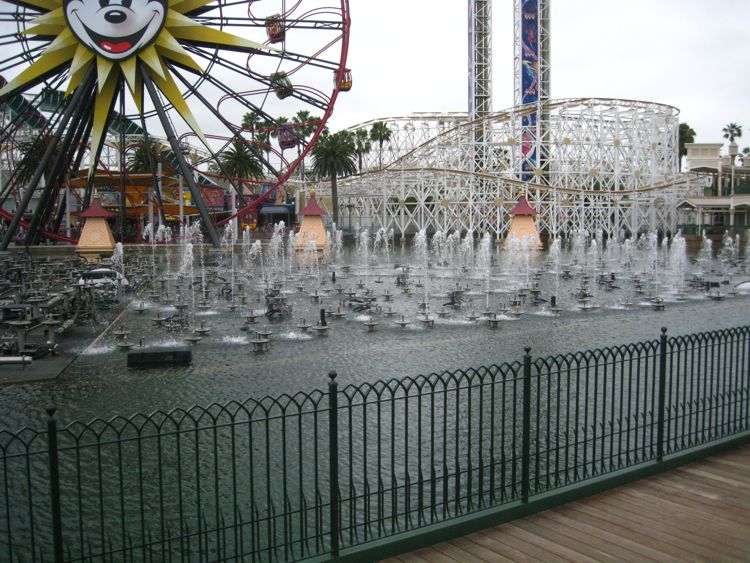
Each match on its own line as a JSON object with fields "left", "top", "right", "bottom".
{"left": 219, "top": 140, "right": 265, "bottom": 190}
{"left": 127, "top": 138, "right": 168, "bottom": 172}
{"left": 241, "top": 111, "right": 262, "bottom": 139}
{"left": 678, "top": 123, "right": 696, "bottom": 169}
{"left": 311, "top": 130, "right": 356, "bottom": 226}
{"left": 292, "top": 110, "right": 321, "bottom": 140}
{"left": 270, "top": 116, "right": 293, "bottom": 171}
{"left": 255, "top": 129, "right": 273, "bottom": 172}
{"left": 722, "top": 123, "right": 742, "bottom": 144}
{"left": 292, "top": 110, "right": 321, "bottom": 186}
{"left": 354, "top": 128, "right": 371, "bottom": 172}
{"left": 271, "top": 116, "right": 289, "bottom": 142}
{"left": 369, "top": 121, "right": 392, "bottom": 169}
{"left": 741, "top": 147, "right": 750, "bottom": 166}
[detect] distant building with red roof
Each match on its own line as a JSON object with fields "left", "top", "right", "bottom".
{"left": 296, "top": 190, "right": 328, "bottom": 251}
{"left": 506, "top": 195, "right": 543, "bottom": 248}
{"left": 510, "top": 195, "right": 537, "bottom": 216}
{"left": 77, "top": 195, "right": 116, "bottom": 261}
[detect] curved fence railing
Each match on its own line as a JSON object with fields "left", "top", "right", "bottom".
{"left": 1, "top": 325, "right": 749, "bottom": 561}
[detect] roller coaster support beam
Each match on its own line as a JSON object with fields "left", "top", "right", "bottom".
{"left": 26, "top": 89, "right": 93, "bottom": 245}
{"left": 138, "top": 112, "right": 166, "bottom": 227}
{"left": 0, "top": 66, "right": 95, "bottom": 250}
{"left": 141, "top": 67, "right": 220, "bottom": 247}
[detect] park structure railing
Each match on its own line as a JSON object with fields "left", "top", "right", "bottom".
{"left": 1, "top": 325, "right": 749, "bottom": 562}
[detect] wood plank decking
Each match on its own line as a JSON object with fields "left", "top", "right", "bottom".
{"left": 382, "top": 444, "right": 750, "bottom": 562}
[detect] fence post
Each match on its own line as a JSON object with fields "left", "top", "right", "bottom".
{"left": 657, "top": 327, "right": 668, "bottom": 462}
{"left": 47, "top": 407, "right": 64, "bottom": 563}
{"left": 521, "top": 347, "right": 532, "bottom": 503}
{"left": 328, "top": 371, "right": 340, "bottom": 557}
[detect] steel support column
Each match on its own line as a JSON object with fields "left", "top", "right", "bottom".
{"left": 0, "top": 66, "right": 96, "bottom": 250}
{"left": 141, "top": 67, "right": 220, "bottom": 247}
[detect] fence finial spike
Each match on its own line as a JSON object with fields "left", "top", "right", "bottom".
{"left": 46, "top": 406, "right": 56, "bottom": 418}
{"left": 661, "top": 327, "right": 668, "bottom": 335}
{"left": 328, "top": 370, "right": 337, "bottom": 381}
{"left": 524, "top": 347, "right": 531, "bottom": 355}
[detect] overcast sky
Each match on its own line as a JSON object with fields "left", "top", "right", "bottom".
{"left": 331, "top": 0, "right": 750, "bottom": 149}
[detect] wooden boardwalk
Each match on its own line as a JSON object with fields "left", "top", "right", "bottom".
{"left": 383, "top": 444, "right": 750, "bottom": 562}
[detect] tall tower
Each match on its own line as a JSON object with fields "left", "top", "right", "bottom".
{"left": 468, "top": 0, "right": 492, "bottom": 120}
{"left": 469, "top": 0, "right": 492, "bottom": 184}
{"left": 514, "top": 0, "right": 550, "bottom": 181}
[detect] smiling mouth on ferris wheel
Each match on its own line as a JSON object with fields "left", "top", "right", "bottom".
{"left": 75, "top": 12, "right": 156, "bottom": 54}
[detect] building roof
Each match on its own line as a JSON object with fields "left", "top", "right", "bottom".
{"left": 685, "top": 142, "right": 723, "bottom": 149}
{"left": 299, "top": 195, "right": 327, "bottom": 216}
{"left": 79, "top": 198, "right": 114, "bottom": 218}
{"left": 510, "top": 195, "right": 536, "bottom": 216}
{"left": 679, "top": 195, "right": 750, "bottom": 210}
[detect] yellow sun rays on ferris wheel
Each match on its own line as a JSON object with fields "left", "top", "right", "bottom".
{"left": 0, "top": 0, "right": 273, "bottom": 169}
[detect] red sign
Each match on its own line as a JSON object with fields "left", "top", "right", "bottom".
{"left": 200, "top": 186, "right": 226, "bottom": 211}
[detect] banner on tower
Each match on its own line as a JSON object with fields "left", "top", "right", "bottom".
{"left": 520, "top": 0, "right": 539, "bottom": 181}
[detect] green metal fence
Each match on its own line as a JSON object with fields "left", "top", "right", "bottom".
{"left": 1, "top": 325, "right": 749, "bottom": 561}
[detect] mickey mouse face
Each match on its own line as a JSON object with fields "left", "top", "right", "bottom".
{"left": 64, "top": 0, "right": 167, "bottom": 60}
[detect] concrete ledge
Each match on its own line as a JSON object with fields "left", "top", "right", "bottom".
{"left": 0, "top": 355, "right": 32, "bottom": 366}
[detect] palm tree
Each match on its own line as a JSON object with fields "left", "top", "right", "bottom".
{"left": 292, "top": 110, "right": 321, "bottom": 140}
{"left": 369, "top": 121, "right": 392, "bottom": 169}
{"left": 353, "top": 128, "right": 371, "bottom": 172}
{"left": 270, "top": 116, "right": 295, "bottom": 175}
{"left": 271, "top": 116, "right": 290, "bottom": 141}
{"left": 241, "top": 111, "right": 262, "bottom": 140}
{"left": 722, "top": 123, "right": 742, "bottom": 144}
{"left": 311, "top": 130, "right": 357, "bottom": 226}
{"left": 127, "top": 138, "right": 168, "bottom": 172}
{"left": 741, "top": 147, "right": 750, "bottom": 167}
{"left": 220, "top": 140, "right": 265, "bottom": 192}
{"left": 255, "top": 130, "right": 273, "bottom": 173}
{"left": 678, "top": 123, "right": 696, "bottom": 170}
{"left": 292, "top": 110, "right": 321, "bottom": 189}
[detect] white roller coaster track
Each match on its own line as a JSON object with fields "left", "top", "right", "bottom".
{"left": 316, "top": 98, "right": 708, "bottom": 240}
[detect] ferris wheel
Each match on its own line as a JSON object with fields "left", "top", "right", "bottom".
{"left": 0, "top": 0, "right": 351, "bottom": 248}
